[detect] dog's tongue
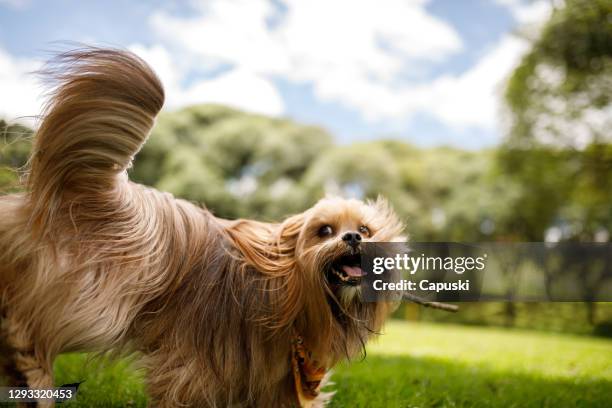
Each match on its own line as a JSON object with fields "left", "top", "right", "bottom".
{"left": 342, "top": 265, "right": 364, "bottom": 277}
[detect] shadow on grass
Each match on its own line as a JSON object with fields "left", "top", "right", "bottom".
{"left": 330, "top": 354, "right": 612, "bottom": 408}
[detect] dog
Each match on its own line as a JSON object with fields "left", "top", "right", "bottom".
{"left": 0, "top": 48, "right": 404, "bottom": 407}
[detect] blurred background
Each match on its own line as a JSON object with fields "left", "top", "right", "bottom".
{"left": 1, "top": 1, "right": 611, "bottom": 405}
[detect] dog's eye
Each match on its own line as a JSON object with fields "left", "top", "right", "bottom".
{"left": 318, "top": 225, "right": 333, "bottom": 237}
{"left": 358, "top": 225, "right": 370, "bottom": 236}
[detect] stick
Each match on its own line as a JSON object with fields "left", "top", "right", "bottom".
{"left": 402, "top": 293, "right": 459, "bottom": 312}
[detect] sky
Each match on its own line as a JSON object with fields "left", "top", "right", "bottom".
{"left": 0, "top": 0, "right": 552, "bottom": 149}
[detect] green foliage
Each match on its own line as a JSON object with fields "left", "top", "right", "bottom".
{"left": 501, "top": 0, "right": 612, "bottom": 241}
{"left": 131, "top": 104, "right": 333, "bottom": 220}
{"left": 129, "top": 105, "right": 526, "bottom": 241}
{"left": 411, "top": 302, "right": 612, "bottom": 335}
{"left": 0, "top": 119, "right": 32, "bottom": 192}
{"left": 47, "top": 321, "right": 612, "bottom": 407}
{"left": 505, "top": 0, "right": 612, "bottom": 147}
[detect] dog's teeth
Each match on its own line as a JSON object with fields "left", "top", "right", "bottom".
{"left": 329, "top": 266, "right": 361, "bottom": 284}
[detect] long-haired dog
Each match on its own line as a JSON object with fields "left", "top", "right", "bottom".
{"left": 0, "top": 48, "right": 403, "bottom": 407}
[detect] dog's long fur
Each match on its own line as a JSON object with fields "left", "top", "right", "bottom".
{"left": 0, "top": 48, "right": 403, "bottom": 407}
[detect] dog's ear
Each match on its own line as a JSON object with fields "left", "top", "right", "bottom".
{"left": 226, "top": 212, "right": 306, "bottom": 272}
{"left": 267, "top": 212, "right": 307, "bottom": 328}
{"left": 274, "top": 212, "right": 305, "bottom": 253}
{"left": 225, "top": 213, "right": 307, "bottom": 330}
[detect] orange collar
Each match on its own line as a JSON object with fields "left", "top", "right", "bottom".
{"left": 291, "top": 333, "right": 327, "bottom": 405}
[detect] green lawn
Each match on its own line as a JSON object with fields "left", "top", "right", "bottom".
{"left": 18, "top": 320, "right": 612, "bottom": 407}
{"left": 330, "top": 321, "right": 612, "bottom": 407}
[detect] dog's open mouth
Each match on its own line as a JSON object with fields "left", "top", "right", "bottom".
{"left": 326, "top": 252, "right": 364, "bottom": 286}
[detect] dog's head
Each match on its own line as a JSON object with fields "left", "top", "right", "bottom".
{"left": 226, "top": 196, "right": 403, "bottom": 364}
{"left": 293, "top": 197, "right": 403, "bottom": 304}
{"left": 287, "top": 197, "right": 403, "bottom": 363}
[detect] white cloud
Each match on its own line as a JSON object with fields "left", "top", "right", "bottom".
{"left": 0, "top": 0, "right": 553, "bottom": 133}
{"left": 150, "top": 0, "right": 289, "bottom": 76}
{"left": 0, "top": 39, "right": 284, "bottom": 125}
{"left": 141, "top": 0, "right": 554, "bottom": 131}
{"left": 287, "top": 33, "right": 530, "bottom": 129}
{"left": 416, "top": 35, "right": 530, "bottom": 128}
{"left": 178, "top": 69, "right": 284, "bottom": 116}
{"left": 129, "top": 43, "right": 284, "bottom": 116}
{"left": 148, "top": 0, "right": 466, "bottom": 123}
{"left": 143, "top": 0, "right": 553, "bottom": 130}
{"left": 402, "top": 1, "right": 551, "bottom": 128}
{"left": 494, "top": 0, "right": 552, "bottom": 25}
{"left": 0, "top": 47, "right": 42, "bottom": 124}
{"left": 134, "top": 17, "right": 533, "bottom": 129}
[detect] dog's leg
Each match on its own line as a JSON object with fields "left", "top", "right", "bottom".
{"left": 0, "top": 345, "right": 54, "bottom": 407}
{"left": 12, "top": 351, "right": 54, "bottom": 389}
{"left": 0, "top": 313, "right": 27, "bottom": 387}
{"left": 14, "top": 350, "right": 55, "bottom": 408}
{"left": 2, "top": 316, "right": 55, "bottom": 407}
{"left": 1, "top": 351, "right": 27, "bottom": 387}
{"left": 0, "top": 350, "right": 28, "bottom": 387}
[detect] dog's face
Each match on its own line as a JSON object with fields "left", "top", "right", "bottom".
{"left": 225, "top": 195, "right": 403, "bottom": 362}
{"left": 294, "top": 197, "right": 403, "bottom": 307}
{"left": 271, "top": 196, "right": 404, "bottom": 364}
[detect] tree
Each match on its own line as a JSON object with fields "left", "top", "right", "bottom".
{"left": 130, "top": 104, "right": 333, "bottom": 220}
{"left": 505, "top": 0, "right": 611, "bottom": 148}
{"left": 500, "top": 0, "right": 612, "bottom": 241}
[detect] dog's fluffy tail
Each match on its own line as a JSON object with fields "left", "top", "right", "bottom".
{"left": 26, "top": 48, "right": 164, "bottom": 234}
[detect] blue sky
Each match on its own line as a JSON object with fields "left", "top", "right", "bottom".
{"left": 0, "top": 0, "right": 551, "bottom": 148}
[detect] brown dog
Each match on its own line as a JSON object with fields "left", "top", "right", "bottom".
{"left": 0, "top": 48, "right": 403, "bottom": 407}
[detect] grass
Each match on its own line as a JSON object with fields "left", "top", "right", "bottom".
{"left": 5, "top": 320, "right": 611, "bottom": 407}
{"left": 53, "top": 355, "right": 147, "bottom": 407}
{"left": 330, "top": 321, "right": 612, "bottom": 407}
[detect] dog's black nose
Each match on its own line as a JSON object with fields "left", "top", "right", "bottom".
{"left": 342, "top": 232, "right": 362, "bottom": 248}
